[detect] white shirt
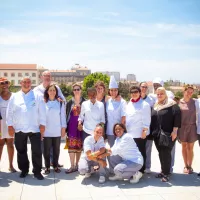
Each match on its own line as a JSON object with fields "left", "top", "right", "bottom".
{"left": 0, "top": 93, "right": 14, "bottom": 139}
{"left": 6, "top": 90, "right": 46, "bottom": 133}
{"left": 106, "top": 98, "right": 126, "bottom": 135}
{"left": 126, "top": 98, "right": 151, "bottom": 138}
{"left": 34, "top": 84, "right": 66, "bottom": 101}
{"left": 83, "top": 135, "right": 105, "bottom": 160}
{"left": 78, "top": 100, "right": 105, "bottom": 134}
{"left": 143, "top": 95, "right": 154, "bottom": 107}
{"left": 111, "top": 133, "right": 143, "bottom": 165}
{"left": 44, "top": 100, "right": 66, "bottom": 137}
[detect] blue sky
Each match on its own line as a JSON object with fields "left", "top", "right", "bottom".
{"left": 0, "top": 0, "right": 200, "bottom": 83}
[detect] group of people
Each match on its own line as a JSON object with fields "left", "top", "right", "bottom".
{"left": 0, "top": 71, "right": 200, "bottom": 184}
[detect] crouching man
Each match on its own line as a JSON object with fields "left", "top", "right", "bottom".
{"left": 78, "top": 123, "right": 107, "bottom": 184}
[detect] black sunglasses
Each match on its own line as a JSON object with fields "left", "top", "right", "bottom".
{"left": 130, "top": 90, "right": 139, "bottom": 94}
{"left": 141, "top": 86, "right": 148, "bottom": 89}
{"left": 0, "top": 81, "right": 9, "bottom": 85}
{"left": 73, "top": 88, "right": 80, "bottom": 91}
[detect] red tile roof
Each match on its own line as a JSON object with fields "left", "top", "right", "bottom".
{"left": 0, "top": 64, "right": 37, "bottom": 70}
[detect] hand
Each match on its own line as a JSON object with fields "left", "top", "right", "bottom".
{"left": 171, "top": 131, "right": 177, "bottom": 141}
{"left": 39, "top": 125, "right": 45, "bottom": 141}
{"left": 78, "top": 123, "right": 83, "bottom": 131}
{"left": 141, "top": 130, "right": 147, "bottom": 139}
{"left": 8, "top": 126, "right": 15, "bottom": 137}
{"left": 61, "top": 128, "right": 66, "bottom": 138}
{"left": 39, "top": 125, "right": 45, "bottom": 134}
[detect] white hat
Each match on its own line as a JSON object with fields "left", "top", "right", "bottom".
{"left": 109, "top": 75, "right": 118, "bottom": 89}
{"left": 153, "top": 77, "right": 164, "bottom": 86}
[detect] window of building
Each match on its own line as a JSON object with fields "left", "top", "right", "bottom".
{"left": 25, "top": 73, "right": 29, "bottom": 76}
{"left": 11, "top": 72, "right": 15, "bottom": 77}
{"left": 4, "top": 72, "right": 8, "bottom": 77}
{"left": 32, "top": 73, "right": 36, "bottom": 77}
{"left": 32, "top": 80, "right": 36, "bottom": 84}
{"left": 18, "top": 73, "right": 22, "bottom": 77}
{"left": 18, "top": 80, "right": 21, "bottom": 84}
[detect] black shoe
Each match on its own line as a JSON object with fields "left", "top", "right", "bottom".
{"left": 58, "top": 163, "right": 63, "bottom": 168}
{"left": 34, "top": 173, "right": 44, "bottom": 180}
{"left": 20, "top": 171, "right": 28, "bottom": 178}
{"left": 198, "top": 173, "right": 200, "bottom": 176}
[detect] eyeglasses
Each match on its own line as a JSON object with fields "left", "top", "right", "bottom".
{"left": 73, "top": 88, "right": 80, "bottom": 91}
{"left": 130, "top": 90, "right": 139, "bottom": 94}
{"left": 0, "top": 81, "right": 9, "bottom": 85}
{"left": 141, "top": 86, "right": 147, "bottom": 89}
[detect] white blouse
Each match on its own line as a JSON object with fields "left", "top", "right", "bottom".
{"left": 0, "top": 93, "right": 14, "bottom": 139}
{"left": 111, "top": 133, "right": 143, "bottom": 165}
{"left": 106, "top": 98, "right": 126, "bottom": 135}
{"left": 126, "top": 98, "right": 151, "bottom": 138}
{"left": 44, "top": 100, "right": 66, "bottom": 137}
{"left": 78, "top": 100, "right": 105, "bottom": 135}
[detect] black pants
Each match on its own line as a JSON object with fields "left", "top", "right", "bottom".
{"left": 43, "top": 137, "right": 61, "bottom": 168}
{"left": 134, "top": 138, "right": 147, "bottom": 173}
{"left": 41, "top": 141, "right": 53, "bottom": 163}
{"left": 15, "top": 132, "right": 42, "bottom": 174}
{"left": 154, "top": 138, "right": 175, "bottom": 175}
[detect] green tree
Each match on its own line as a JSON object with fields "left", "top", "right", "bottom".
{"left": 175, "top": 91, "right": 183, "bottom": 99}
{"left": 82, "top": 73, "right": 110, "bottom": 97}
{"left": 9, "top": 84, "right": 20, "bottom": 93}
{"left": 59, "top": 84, "right": 73, "bottom": 101}
{"left": 118, "top": 82, "right": 130, "bottom": 101}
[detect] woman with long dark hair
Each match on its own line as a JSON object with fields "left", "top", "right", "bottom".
{"left": 43, "top": 84, "right": 66, "bottom": 174}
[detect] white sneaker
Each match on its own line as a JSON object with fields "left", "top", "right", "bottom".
{"left": 130, "top": 171, "right": 143, "bottom": 184}
{"left": 109, "top": 175, "right": 123, "bottom": 181}
{"left": 144, "top": 168, "right": 151, "bottom": 174}
{"left": 84, "top": 172, "right": 91, "bottom": 178}
{"left": 99, "top": 176, "right": 106, "bottom": 183}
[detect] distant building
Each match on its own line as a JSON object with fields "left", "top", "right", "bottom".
{"left": 127, "top": 74, "right": 136, "bottom": 81}
{"left": 167, "top": 79, "right": 181, "bottom": 86}
{"left": 51, "top": 64, "right": 91, "bottom": 84}
{"left": 0, "top": 64, "right": 46, "bottom": 86}
{"left": 97, "top": 71, "right": 120, "bottom": 82}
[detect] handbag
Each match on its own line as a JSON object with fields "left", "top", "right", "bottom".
{"left": 157, "top": 111, "right": 172, "bottom": 147}
{"left": 159, "top": 129, "right": 171, "bottom": 147}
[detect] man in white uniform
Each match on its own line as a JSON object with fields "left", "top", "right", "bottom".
{"left": 7, "top": 76, "right": 46, "bottom": 180}
{"left": 34, "top": 71, "right": 65, "bottom": 167}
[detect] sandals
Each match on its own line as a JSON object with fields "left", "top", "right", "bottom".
{"left": 44, "top": 168, "right": 50, "bottom": 175}
{"left": 54, "top": 167, "right": 61, "bottom": 173}
{"left": 8, "top": 167, "right": 17, "bottom": 173}
{"left": 188, "top": 167, "right": 193, "bottom": 174}
{"left": 155, "top": 173, "right": 164, "bottom": 178}
{"left": 161, "top": 175, "right": 169, "bottom": 182}
{"left": 65, "top": 167, "right": 75, "bottom": 174}
{"left": 183, "top": 166, "right": 193, "bottom": 174}
{"left": 183, "top": 167, "right": 189, "bottom": 174}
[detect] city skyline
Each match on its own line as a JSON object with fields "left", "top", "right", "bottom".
{"left": 0, "top": 0, "right": 200, "bottom": 83}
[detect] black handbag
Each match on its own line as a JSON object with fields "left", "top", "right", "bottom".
{"left": 157, "top": 111, "right": 172, "bottom": 147}
{"left": 159, "top": 129, "right": 171, "bottom": 147}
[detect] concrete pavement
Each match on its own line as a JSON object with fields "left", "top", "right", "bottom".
{"left": 1, "top": 141, "right": 200, "bottom": 200}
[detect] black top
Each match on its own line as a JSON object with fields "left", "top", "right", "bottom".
{"left": 150, "top": 104, "right": 181, "bottom": 138}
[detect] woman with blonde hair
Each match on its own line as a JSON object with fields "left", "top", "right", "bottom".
{"left": 178, "top": 85, "right": 200, "bottom": 174}
{"left": 150, "top": 87, "right": 181, "bottom": 182}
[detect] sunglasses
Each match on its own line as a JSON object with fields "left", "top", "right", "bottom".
{"left": 130, "top": 90, "right": 139, "bottom": 94}
{"left": 141, "top": 86, "right": 148, "bottom": 89}
{"left": 73, "top": 88, "right": 80, "bottom": 91}
{"left": 0, "top": 81, "right": 9, "bottom": 85}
